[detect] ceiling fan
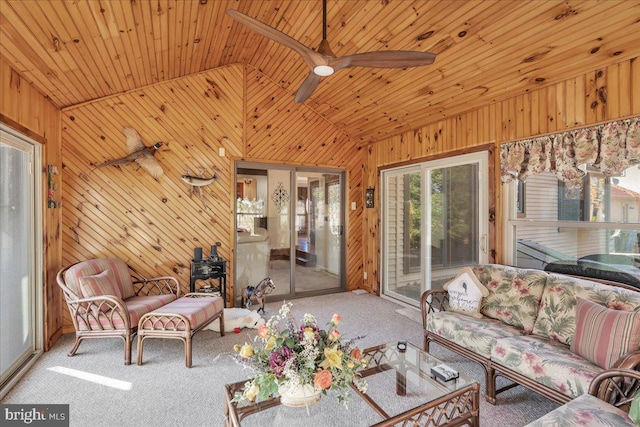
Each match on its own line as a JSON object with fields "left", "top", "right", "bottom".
{"left": 226, "top": 0, "right": 436, "bottom": 103}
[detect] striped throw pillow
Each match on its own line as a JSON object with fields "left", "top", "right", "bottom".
{"left": 571, "top": 297, "right": 640, "bottom": 369}
{"left": 79, "top": 270, "right": 121, "bottom": 312}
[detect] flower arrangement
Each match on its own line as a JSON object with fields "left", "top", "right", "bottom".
{"left": 232, "top": 302, "right": 368, "bottom": 406}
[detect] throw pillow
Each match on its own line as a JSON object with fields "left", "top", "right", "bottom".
{"left": 481, "top": 269, "right": 547, "bottom": 333}
{"left": 571, "top": 297, "right": 640, "bottom": 369}
{"left": 79, "top": 270, "right": 121, "bottom": 312}
{"left": 443, "top": 267, "right": 489, "bottom": 319}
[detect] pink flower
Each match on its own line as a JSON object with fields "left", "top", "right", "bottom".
{"left": 488, "top": 280, "right": 499, "bottom": 289}
{"left": 257, "top": 324, "right": 269, "bottom": 339}
{"left": 548, "top": 332, "right": 562, "bottom": 342}
{"left": 331, "top": 313, "right": 341, "bottom": 325}
{"left": 608, "top": 301, "right": 632, "bottom": 311}
{"left": 555, "top": 382, "right": 568, "bottom": 393}
{"left": 575, "top": 411, "right": 595, "bottom": 423}
{"left": 328, "top": 329, "right": 341, "bottom": 341}
{"left": 531, "top": 363, "right": 545, "bottom": 376}
{"left": 494, "top": 345, "right": 506, "bottom": 357}
{"left": 513, "top": 278, "right": 526, "bottom": 289}
{"left": 314, "top": 369, "right": 332, "bottom": 390}
{"left": 518, "top": 287, "right": 531, "bottom": 296}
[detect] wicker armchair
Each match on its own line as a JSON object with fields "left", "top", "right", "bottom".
{"left": 526, "top": 369, "right": 640, "bottom": 426}
{"left": 56, "top": 258, "right": 180, "bottom": 364}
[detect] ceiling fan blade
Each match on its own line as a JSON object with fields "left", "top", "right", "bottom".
{"left": 226, "top": 9, "right": 326, "bottom": 69}
{"left": 330, "top": 51, "right": 436, "bottom": 72}
{"left": 294, "top": 72, "right": 322, "bottom": 103}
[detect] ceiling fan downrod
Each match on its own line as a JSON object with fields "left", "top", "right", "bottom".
{"left": 314, "top": 0, "right": 335, "bottom": 76}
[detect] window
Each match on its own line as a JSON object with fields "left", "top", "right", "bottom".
{"left": 0, "top": 124, "right": 43, "bottom": 397}
{"left": 382, "top": 151, "right": 489, "bottom": 307}
{"left": 507, "top": 165, "right": 640, "bottom": 287}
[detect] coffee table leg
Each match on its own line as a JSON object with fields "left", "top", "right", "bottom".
{"left": 396, "top": 345, "right": 406, "bottom": 396}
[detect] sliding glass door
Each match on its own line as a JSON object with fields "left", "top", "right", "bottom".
{"left": 381, "top": 152, "right": 489, "bottom": 306}
{"left": 0, "top": 125, "right": 42, "bottom": 394}
{"left": 235, "top": 163, "right": 345, "bottom": 304}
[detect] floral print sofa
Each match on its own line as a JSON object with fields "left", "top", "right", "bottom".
{"left": 421, "top": 264, "right": 640, "bottom": 405}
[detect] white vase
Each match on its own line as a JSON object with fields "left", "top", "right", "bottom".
{"left": 278, "top": 383, "right": 322, "bottom": 407}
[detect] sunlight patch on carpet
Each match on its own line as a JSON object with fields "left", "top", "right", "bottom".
{"left": 48, "top": 366, "right": 132, "bottom": 390}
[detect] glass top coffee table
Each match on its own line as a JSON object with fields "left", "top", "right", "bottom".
{"left": 224, "top": 341, "right": 479, "bottom": 426}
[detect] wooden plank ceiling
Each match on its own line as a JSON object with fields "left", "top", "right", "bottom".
{"left": 1, "top": 0, "right": 639, "bottom": 144}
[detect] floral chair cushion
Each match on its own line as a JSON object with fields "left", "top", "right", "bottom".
{"left": 491, "top": 335, "right": 601, "bottom": 399}
{"left": 427, "top": 311, "right": 524, "bottom": 358}
{"left": 524, "top": 393, "right": 637, "bottom": 427}
{"left": 571, "top": 297, "right": 640, "bottom": 369}
{"left": 532, "top": 273, "right": 640, "bottom": 346}
{"left": 472, "top": 265, "right": 547, "bottom": 333}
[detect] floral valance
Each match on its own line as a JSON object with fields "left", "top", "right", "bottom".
{"left": 500, "top": 116, "right": 640, "bottom": 183}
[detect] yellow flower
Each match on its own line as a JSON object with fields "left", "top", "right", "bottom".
{"left": 244, "top": 382, "right": 260, "bottom": 401}
{"left": 319, "top": 345, "right": 343, "bottom": 369}
{"left": 347, "top": 362, "right": 355, "bottom": 369}
{"left": 264, "top": 336, "right": 276, "bottom": 351}
{"left": 303, "top": 327, "right": 316, "bottom": 342}
{"left": 233, "top": 344, "right": 241, "bottom": 352}
{"left": 239, "top": 343, "right": 254, "bottom": 358}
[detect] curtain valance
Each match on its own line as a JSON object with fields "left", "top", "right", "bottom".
{"left": 500, "top": 116, "right": 640, "bottom": 183}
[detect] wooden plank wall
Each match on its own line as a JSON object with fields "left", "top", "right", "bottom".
{"left": 362, "top": 57, "right": 640, "bottom": 294}
{"left": 244, "top": 68, "right": 364, "bottom": 291}
{"left": 60, "top": 64, "right": 364, "bottom": 333}
{"left": 0, "top": 55, "right": 63, "bottom": 350}
{"left": 61, "top": 66, "right": 244, "bottom": 332}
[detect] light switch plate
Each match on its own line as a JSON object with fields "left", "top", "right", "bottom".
{"left": 219, "top": 147, "right": 225, "bottom": 157}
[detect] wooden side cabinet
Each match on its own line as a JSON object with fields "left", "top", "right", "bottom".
{"left": 190, "top": 260, "right": 227, "bottom": 307}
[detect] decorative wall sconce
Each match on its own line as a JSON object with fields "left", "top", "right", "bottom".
{"left": 365, "top": 187, "right": 375, "bottom": 208}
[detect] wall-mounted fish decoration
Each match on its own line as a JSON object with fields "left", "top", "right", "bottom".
{"left": 93, "top": 127, "right": 164, "bottom": 178}
{"left": 181, "top": 168, "right": 217, "bottom": 209}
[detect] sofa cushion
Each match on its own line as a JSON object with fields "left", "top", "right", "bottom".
{"left": 139, "top": 296, "right": 224, "bottom": 330}
{"left": 532, "top": 273, "right": 640, "bottom": 346}
{"left": 443, "top": 267, "right": 489, "bottom": 319}
{"left": 65, "top": 258, "right": 136, "bottom": 300}
{"left": 78, "top": 294, "right": 176, "bottom": 331}
{"left": 524, "top": 393, "right": 637, "bottom": 427}
{"left": 571, "top": 297, "right": 640, "bottom": 369}
{"left": 491, "top": 335, "right": 601, "bottom": 399}
{"left": 472, "top": 264, "right": 547, "bottom": 333}
{"left": 427, "top": 311, "right": 525, "bottom": 358}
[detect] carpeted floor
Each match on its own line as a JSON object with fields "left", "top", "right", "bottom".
{"left": 1, "top": 292, "right": 558, "bottom": 426}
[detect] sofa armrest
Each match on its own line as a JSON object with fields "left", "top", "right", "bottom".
{"left": 612, "top": 350, "right": 640, "bottom": 371}
{"left": 134, "top": 276, "right": 181, "bottom": 298}
{"left": 420, "top": 289, "right": 448, "bottom": 329}
{"left": 66, "top": 294, "right": 131, "bottom": 331}
{"left": 588, "top": 368, "right": 640, "bottom": 412}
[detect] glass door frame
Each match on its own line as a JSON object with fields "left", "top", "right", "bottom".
{"left": 234, "top": 161, "right": 346, "bottom": 305}
{"left": 0, "top": 123, "right": 44, "bottom": 398}
{"left": 380, "top": 151, "right": 489, "bottom": 308}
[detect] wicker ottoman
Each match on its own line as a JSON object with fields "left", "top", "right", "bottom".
{"left": 136, "top": 293, "right": 225, "bottom": 367}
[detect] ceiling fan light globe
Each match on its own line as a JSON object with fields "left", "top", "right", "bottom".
{"left": 313, "top": 65, "right": 334, "bottom": 76}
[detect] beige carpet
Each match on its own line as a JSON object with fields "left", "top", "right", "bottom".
{"left": 1, "top": 292, "right": 558, "bottom": 426}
